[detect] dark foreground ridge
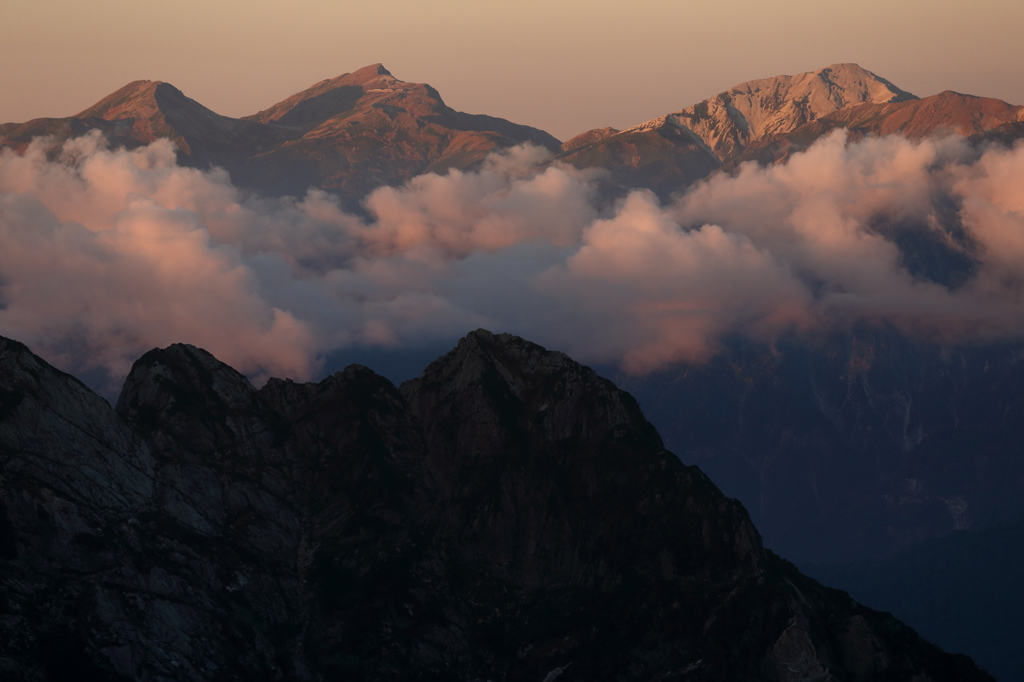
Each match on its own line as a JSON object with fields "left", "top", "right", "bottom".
{"left": 0, "top": 331, "right": 992, "bottom": 681}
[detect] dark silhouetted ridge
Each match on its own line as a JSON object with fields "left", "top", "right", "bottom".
{"left": 0, "top": 330, "right": 995, "bottom": 680}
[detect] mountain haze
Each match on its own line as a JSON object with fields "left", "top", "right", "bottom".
{"left": 806, "top": 517, "right": 1024, "bottom": 682}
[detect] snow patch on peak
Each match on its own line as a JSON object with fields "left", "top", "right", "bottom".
{"left": 660, "top": 64, "right": 916, "bottom": 161}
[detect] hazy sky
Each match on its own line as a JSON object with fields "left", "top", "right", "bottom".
{"left": 3, "top": 0, "right": 1023, "bottom": 141}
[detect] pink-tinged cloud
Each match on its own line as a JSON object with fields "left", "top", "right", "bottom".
{"left": 536, "top": 191, "right": 811, "bottom": 372}
{"left": 4, "top": 129, "right": 1024, "bottom": 389}
{"left": 0, "top": 135, "right": 315, "bottom": 387}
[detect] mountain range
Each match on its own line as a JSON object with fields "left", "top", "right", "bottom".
{"left": 4, "top": 63, "right": 1023, "bottom": 201}
{"left": 0, "top": 64, "right": 560, "bottom": 201}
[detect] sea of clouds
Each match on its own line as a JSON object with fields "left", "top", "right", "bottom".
{"left": 1, "top": 129, "right": 1023, "bottom": 391}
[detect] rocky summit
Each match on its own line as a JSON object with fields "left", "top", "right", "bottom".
{"left": 555, "top": 63, "right": 1024, "bottom": 198}
{"left": 554, "top": 64, "right": 916, "bottom": 198}
{"left": 0, "top": 330, "right": 991, "bottom": 681}
{"left": 235, "top": 64, "right": 560, "bottom": 198}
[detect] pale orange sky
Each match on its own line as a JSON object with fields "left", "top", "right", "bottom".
{"left": 3, "top": 0, "right": 1023, "bottom": 141}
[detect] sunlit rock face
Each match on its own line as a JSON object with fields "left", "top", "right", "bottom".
{"left": 0, "top": 330, "right": 990, "bottom": 680}
{"left": 664, "top": 63, "right": 916, "bottom": 162}
{"left": 236, "top": 64, "right": 562, "bottom": 198}
{"left": 557, "top": 63, "right": 1024, "bottom": 199}
{"left": 555, "top": 63, "right": 916, "bottom": 199}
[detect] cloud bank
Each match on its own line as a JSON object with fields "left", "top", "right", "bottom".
{"left": 2, "top": 130, "right": 1024, "bottom": 389}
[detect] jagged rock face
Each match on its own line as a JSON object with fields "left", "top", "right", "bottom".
{"left": 0, "top": 64, "right": 561, "bottom": 200}
{"left": 0, "top": 331, "right": 993, "bottom": 681}
{"left": 975, "top": 120, "right": 1024, "bottom": 148}
{"left": 664, "top": 63, "right": 915, "bottom": 163}
{"left": 805, "top": 517, "right": 1024, "bottom": 682}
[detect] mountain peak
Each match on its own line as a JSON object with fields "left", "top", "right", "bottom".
{"left": 817, "top": 62, "right": 878, "bottom": 76}
{"left": 353, "top": 62, "right": 392, "bottom": 79}
{"left": 67, "top": 79, "right": 238, "bottom": 154}
{"left": 236, "top": 67, "right": 560, "bottom": 196}
{"left": 244, "top": 63, "right": 406, "bottom": 128}
{"left": 727, "top": 62, "right": 914, "bottom": 100}
{"left": 556, "top": 63, "right": 922, "bottom": 199}
{"left": 75, "top": 79, "right": 169, "bottom": 120}
{"left": 315, "top": 63, "right": 398, "bottom": 89}
{"left": 658, "top": 63, "right": 916, "bottom": 161}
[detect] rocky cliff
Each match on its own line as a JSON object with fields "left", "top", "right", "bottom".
{"left": 0, "top": 330, "right": 991, "bottom": 680}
